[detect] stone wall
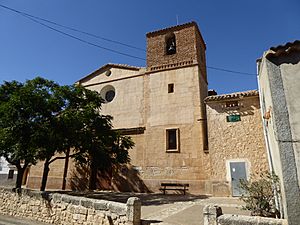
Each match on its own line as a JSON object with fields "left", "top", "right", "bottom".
{"left": 203, "top": 205, "right": 287, "bottom": 225}
{"left": 0, "top": 187, "right": 141, "bottom": 225}
{"left": 206, "top": 95, "right": 269, "bottom": 196}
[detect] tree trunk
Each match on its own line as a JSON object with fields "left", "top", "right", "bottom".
{"left": 62, "top": 149, "right": 70, "bottom": 190}
{"left": 15, "top": 166, "right": 25, "bottom": 189}
{"left": 88, "top": 156, "right": 97, "bottom": 190}
{"left": 40, "top": 159, "right": 50, "bottom": 191}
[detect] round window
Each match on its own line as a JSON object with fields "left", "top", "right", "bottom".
{"left": 105, "top": 90, "right": 115, "bottom": 102}
{"left": 105, "top": 70, "right": 112, "bottom": 77}
{"left": 100, "top": 85, "right": 116, "bottom": 103}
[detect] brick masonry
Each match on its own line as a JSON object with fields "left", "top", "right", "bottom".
{"left": 146, "top": 22, "right": 207, "bottom": 81}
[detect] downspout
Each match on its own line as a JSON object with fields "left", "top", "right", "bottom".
{"left": 257, "top": 59, "right": 283, "bottom": 218}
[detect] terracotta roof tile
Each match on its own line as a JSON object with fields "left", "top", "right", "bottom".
{"left": 266, "top": 40, "right": 300, "bottom": 58}
{"left": 204, "top": 90, "right": 259, "bottom": 102}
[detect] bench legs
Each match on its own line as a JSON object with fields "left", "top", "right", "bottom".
{"left": 160, "top": 187, "right": 187, "bottom": 195}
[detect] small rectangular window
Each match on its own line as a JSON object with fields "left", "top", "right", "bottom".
{"left": 168, "top": 83, "right": 174, "bottom": 93}
{"left": 227, "top": 115, "right": 241, "bottom": 122}
{"left": 166, "top": 129, "right": 179, "bottom": 152}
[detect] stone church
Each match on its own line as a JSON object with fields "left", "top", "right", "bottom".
{"left": 26, "top": 21, "right": 269, "bottom": 196}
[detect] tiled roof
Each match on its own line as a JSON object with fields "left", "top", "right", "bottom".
{"left": 204, "top": 90, "right": 259, "bottom": 102}
{"left": 266, "top": 40, "right": 300, "bottom": 58}
{"left": 77, "top": 63, "right": 142, "bottom": 83}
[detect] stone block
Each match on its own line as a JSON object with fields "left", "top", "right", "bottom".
{"left": 81, "top": 198, "right": 94, "bottom": 209}
{"left": 203, "top": 205, "right": 222, "bottom": 225}
{"left": 62, "top": 195, "right": 80, "bottom": 205}
{"left": 108, "top": 202, "right": 126, "bottom": 215}
{"left": 94, "top": 200, "right": 108, "bottom": 211}
{"left": 126, "top": 197, "right": 141, "bottom": 225}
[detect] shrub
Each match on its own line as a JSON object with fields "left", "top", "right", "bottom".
{"left": 239, "top": 172, "right": 281, "bottom": 218}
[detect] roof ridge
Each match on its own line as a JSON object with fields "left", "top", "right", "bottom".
{"left": 77, "top": 63, "right": 143, "bottom": 83}
{"left": 105, "top": 63, "right": 142, "bottom": 69}
{"left": 146, "top": 21, "right": 197, "bottom": 36}
{"left": 205, "top": 90, "right": 259, "bottom": 102}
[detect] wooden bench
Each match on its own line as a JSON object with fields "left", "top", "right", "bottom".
{"left": 159, "top": 183, "right": 189, "bottom": 195}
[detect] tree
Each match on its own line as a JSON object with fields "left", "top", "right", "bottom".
{"left": 0, "top": 78, "right": 62, "bottom": 189}
{"left": 70, "top": 89, "right": 134, "bottom": 191}
{"left": 36, "top": 84, "right": 134, "bottom": 191}
{"left": 36, "top": 84, "right": 105, "bottom": 191}
{"left": 0, "top": 77, "right": 134, "bottom": 191}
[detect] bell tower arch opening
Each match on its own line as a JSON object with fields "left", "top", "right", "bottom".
{"left": 165, "top": 33, "right": 176, "bottom": 55}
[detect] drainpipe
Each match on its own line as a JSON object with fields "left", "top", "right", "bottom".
{"left": 256, "top": 59, "right": 283, "bottom": 218}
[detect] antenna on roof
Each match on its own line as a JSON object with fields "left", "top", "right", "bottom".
{"left": 176, "top": 15, "right": 179, "bottom": 25}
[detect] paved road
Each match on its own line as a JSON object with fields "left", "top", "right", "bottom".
{"left": 0, "top": 215, "right": 49, "bottom": 225}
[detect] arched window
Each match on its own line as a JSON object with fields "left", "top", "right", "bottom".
{"left": 165, "top": 33, "right": 176, "bottom": 55}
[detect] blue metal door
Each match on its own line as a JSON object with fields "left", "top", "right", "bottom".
{"left": 230, "top": 162, "right": 247, "bottom": 196}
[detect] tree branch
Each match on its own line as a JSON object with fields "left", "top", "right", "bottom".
{"left": 48, "top": 152, "right": 80, "bottom": 164}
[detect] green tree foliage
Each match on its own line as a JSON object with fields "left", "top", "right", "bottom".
{"left": 71, "top": 95, "right": 134, "bottom": 190}
{"left": 240, "top": 172, "right": 281, "bottom": 218}
{"left": 0, "top": 78, "right": 62, "bottom": 189}
{"left": 0, "top": 77, "right": 134, "bottom": 191}
{"left": 36, "top": 84, "right": 107, "bottom": 191}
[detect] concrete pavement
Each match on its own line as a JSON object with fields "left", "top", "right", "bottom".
{"left": 141, "top": 196, "right": 250, "bottom": 225}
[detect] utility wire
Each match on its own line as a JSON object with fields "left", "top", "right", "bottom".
{"left": 207, "top": 66, "right": 256, "bottom": 76}
{"left": 1, "top": 5, "right": 146, "bottom": 61}
{"left": 0, "top": 3, "right": 145, "bottom": 52}
{"left": 0, "top": 3, "right": 257, "bottom": 76}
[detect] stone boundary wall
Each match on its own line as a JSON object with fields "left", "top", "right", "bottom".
{"left": 203, "top": 205, "right": 287, "bottom": 225}
{"left": 0, "top": 187, "right": 141, "bottom": 225}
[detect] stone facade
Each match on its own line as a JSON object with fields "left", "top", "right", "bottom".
{"left": 26, "top": 21, "right": 269, "bottom": 197}
{"left": 0, "top": 187, "right": 141, "bottom": 225}
{"left": 27, "top": 21, "right": 211, "bottom": 194}
{"left": 84, "top": 23, "right": 208, "bottom": 193}
{"left": 205, "top": 91, "right": 269, "bottom": 196}
{"left": 26, "top": 153, "right": 75, "bottom": 190}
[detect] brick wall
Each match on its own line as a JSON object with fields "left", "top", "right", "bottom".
{"left": 146, "top": 22, "right": 206, "bottom": 78}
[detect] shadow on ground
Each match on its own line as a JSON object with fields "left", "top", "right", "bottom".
{"left": 53, "top": 190, "right": 209, "bottom": 206}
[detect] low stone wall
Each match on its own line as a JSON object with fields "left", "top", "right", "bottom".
{"left": 203, "top": 205, "right": 287, "bottom": 225}
{"left": 0, "top": 187, "right": 141, "bottom": 225}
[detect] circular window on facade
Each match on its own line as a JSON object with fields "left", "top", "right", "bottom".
{"left": 105, "top": 70, "right": 112, "bottom": 77}
{"left": 100, "top": 85, "right": 116, "bottom": 103}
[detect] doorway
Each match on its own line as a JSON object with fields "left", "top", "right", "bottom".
{"left": 229, "top": 161, "right": 247, "bottom": 196}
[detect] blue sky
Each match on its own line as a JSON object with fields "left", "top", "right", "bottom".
{"left": 0, "top": 0, "right": 299, "bottom": 94}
